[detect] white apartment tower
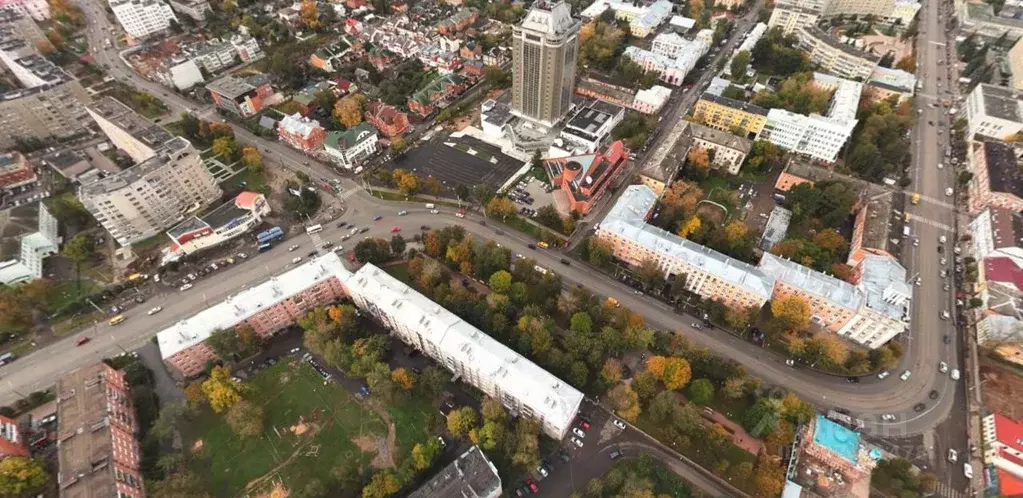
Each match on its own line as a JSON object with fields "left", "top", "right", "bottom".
{"left": 511, "top": 1, "right": 582, "bottom": 127}
{"left": 109, "top": 0, "right": 178, "bottom": 40}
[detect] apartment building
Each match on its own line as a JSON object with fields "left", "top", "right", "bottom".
{"left": 767, "top": 3, "right": 821, "bottom": 34}
{"left": 0, "top": 52, "right": 90, "bottom": 149}
{"left": 79, "top": 138, "right": 221, "bottom": 246}
{"left": 86, "top": 96, "right": 176, "bottom": 164}
{"left": 687, "top": 122, "right": 752, "bottom": 175}
{"left": 278, "top": 113, "right": 326, "bottom": 153}
{"left": 544, "top": 140, "right": 629, "bottom": 215}
{"left": 971, "top": 207, "right": 1023, "bottom": 270}
{"left": 206, "top": 73, "right": 274, "bottom": 117}
{"left": 758, "top": 73, "right": 862, "bottom": 162}
{"left": 435, "top": 7, "right": 479, "bottom": 35}
{"left": 324, "top": 123, "right": 378, "bottom": 169}
{"left": 968, "top": 139, "right": 1023, "bottom": 214}
{"left": 0, "top": 8, "right": 46, "bottom": 48}
{"left": 848, "top": 190, "right": 899, "bottom": 266}
{"left": 408, "top": 446, "right": 501, "bottom": 498}
{"left": 0, "top": 202, "right": 59, "bottom": 286}
{"left": 623, "top": 32, "right": 711, "bottom": 86}
{"left": 365, "top": 101, "right": 410, "bottom": 137}
{"left": 982, "top": 412, "right": 1023, "bottom": 496}
{"left": 965, "top": 84, "right": 1023, "bottom": 141}
{"left": 109, "top": 0, "right": 178, "bottom": 40}
{"left": 795, "top": 26, "right": 880, "bottom": 80}
{"left": 56, "top": 363, "right": 145, "bottom": 498}
{"left": 0, "top": 0, "right": 50, "bottom": 21}
{"left": 0, "top": 414, "right": 27, "bottom": 458}
{"left": 167, "top": 0, "right": 210, "bottom": 21}
{"left": 158, "top": 256, "right": 349, "bottom": 377}
{"left": 1010, "top": 37, "right": 1023, "bottom": 92}
{"left": 346, "top": 263, "right": 585, "bottom": 440}
{"left": 511, "top": 0, "right": 581, "bottom": 127}
{"left": 597, "top": 185, "right": 910, "bottom": 347}
{"left": 579, "top": 0, "right": 674, "bottom": 37}
{"left": 692, "top": 93, "right": 769, "bottom": 138}
{"left": 0, "top": 150, "right": 35, "bottom": 190}
{"left": 409, "top": 72, "right": 468, "bottom": 117}
{"left": 309, "top": 39, "right": 351, "bottom": 72}
{"left": 769, "top": 0, "right": 919, "bottom": 34}
{"left": 558, "top": 100, "right": 624, "bottom": 153}
{"left": 574, "top": 76, "right": 672, "bottom": 115}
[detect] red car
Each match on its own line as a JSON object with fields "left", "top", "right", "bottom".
{"left": 348, "top": 252, "right": 357, "bottom": 262}
{"left": 75, "top": 337, "right": 90, "bottom": 346}
{"left": 578, "top": 420, "right": 591, "bottom": 430}
{"left": 526, "top": 478, "right": 538, "bottom": 494}
{"left": 390, "top": 226, "right": 401, "bottom": 233}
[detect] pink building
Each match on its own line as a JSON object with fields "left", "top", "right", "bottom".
{"left": 969, "top": 139, "right": 1023, "bottom": 214}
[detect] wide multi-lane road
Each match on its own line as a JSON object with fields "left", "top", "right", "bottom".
{"left": 22, "top": 0, "right": 967, "bottom": 447}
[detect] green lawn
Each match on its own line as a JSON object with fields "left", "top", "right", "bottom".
{"left": 383, "top": 262, "right": 413, "bottom": 286}
{"left": 387, "top": 397, "right": 441, "bottom": 457}
{"left": 187, "top": 361, "right": 388, "bottom": 497}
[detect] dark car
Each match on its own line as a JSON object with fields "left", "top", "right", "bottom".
{"left": 360, "top": 227, "right": 370, "bottom": 233}
{"left": 560, "top": 259, "right": 570, "bottom": 265}
{"left": 914, "top": 403, "right": 926, "bottom": 412}
{"left": 846, "top": 376, "right": 860, "bottom": 383}
{"left": 943, "top": 335, "right": 951, "bottom": 344}
{"left": 558, "top": 450, "right": 570, "bottom": 463}
{"left": 527, "top": 243, "right": 536, "bottom": 249}
{"left": 336, "top": 221, "right": 347, "bottom": 228}
{"left": 610, "top": 450, "right": 624, "bottom": 460}
{"left": 929, "top": 390, "right": 939, "bottom": 400}
{"left": 421, "top": 225, "right": 430, "bottom": 230}
{"left": 307, "top": 250, "right": 318, "bottom": 257}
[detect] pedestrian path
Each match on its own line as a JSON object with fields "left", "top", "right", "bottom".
{"left": 932, "top": 480, "right": 966, "bottom": 498}
{"left": 906, "top": 213, "right": 953, "bottom": 232}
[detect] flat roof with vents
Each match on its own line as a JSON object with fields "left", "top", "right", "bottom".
{"left": 407, "top": 445, "right": 501, "bottom": 498}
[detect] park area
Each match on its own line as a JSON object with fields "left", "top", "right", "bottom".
{"left": 185, "top": 359, "right": 435, "bottom": 497}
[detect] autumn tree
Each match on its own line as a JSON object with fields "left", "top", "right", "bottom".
{"left": 486, "top": 197, "right": 516, "bottom": 219}
{"left": 510, "top": 417, "right": 541, "bottom": 470}
{"left": 636, "top": 258, "right": 663, "bottom": 290}
{"left": 241, "top": 146, "right": 263, "bottom": 171}
{"left": 599, "top": 358, "right": 623, "bottom": 386}
{"left": 0, "top": 457, "right": 47, "bottom": 496}
{"left": 201, "top": 365, "right": 243, "bottom": 413}
{"left": 362, "top": 470, "right": 401, "bottom": 498}
{"left": 481, "top": 397, "right": 507, "bottom": 423}
{"left": 392, "top": 169, "right": 420, "bottom": 197}
{"left": 662, "top": 356, "right": 692, "bottom": 391}
{"left": 607, "top": 384, "right": 641, "bottom": 422}
{"left": 391, "top": 367, "right": 415, "bottom": 391}
{"left": 678, "top": 216, "right": 701, "bottom": 237}
{"left": 687, "top": 146, "right": 711, "bottom": 177}
{"left": 646, "top": 355, "right": 667, "bottom": 377}
{"left": 488, "top": 270, "right": 512, "bottom": 294}
{"left": 183, "top": 382, "right": 205, "bottom": 409}
{"left": 411, "top": 437, "right": 442, "bottom": 470}
{"left": 688, "top": 0, "right": 705, "bottom": 21}
{"left": 212, "top": 136, "right": 238, "bottom": 160}
{"left": 770, "top": 295, "right": 811, "bottom": 331}
{"left": 299, "top": 0, "right": 319, "bottom": 29}
{"left": 447, "top": 406, "right": 479, "bottom": 437}
{"left": 62, "top": 232, "right": 95, "bottom": 291}
{"left": 225, "top": 399, "right": 265, "bottom": 438}
{"left": 585, "top": 236, "right": 615, "bottom": 268}
{"left": 895, "top": 54, "right": 916, "bottom": 71}
{"left": 334, "top": 94, "right": 367, "bottom": 128}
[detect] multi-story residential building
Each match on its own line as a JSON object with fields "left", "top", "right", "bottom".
{"left": 957, "top": 1, "right": 1023, "bottom": 40}
{"left": 109, "top": 0, "right": 178, "bottom": 40}
{"left": 558, "top": 100, "right": 624, "bottom": 153}
{"left": 158, "top": 255, "right": 350, "bottom": 377}
{"left": 56, "top": 363, "right": 145, "bottom": 498}
{"left": 1010, "top": 37, "right": 1023, "bottom": 92}
{"left": 409, "top": 72, "right": 467, "bottom": 117}
{"left": 167, "top": 0, "right": 210, "bottom": 21}
{"left": 206, "top": 73, "right": 274, "bottom": 117}
{"left": 323, "top": 123, "right": 378, "bottom": 168}
{"left": 580, "top": 0, "right": 674, "bottom": 37}
{"left": 277, "top": 113, "right": 326, "bottom": 153}
{"left": 544, "top": 140, "right": 629, "bottom": 215}
{"left": 0, "top": 199, "right": 59, "bottom": 286}
{"left": 366, "top": 101, "right": 410, "bottom": 137}
{"left": 971, "top": 207, "right": 1023, "bottom": 270}
{"left": 889, "top": 0, "right": 921, "bottom": 24}
{"left": 848, "top": 190, "right": 899, "bottom": 266}
{"left": 511, "top": 0, "right": 582, "bottom": 127}
{"left": 687, "top": 122, "right": 752, "bottom": 175}
{"left": 189, "top": 39, "right": 236, "bottom": 73}
{"left": 759, "top": 73, "right": 862, "bottom": 162}
{"left": 347, "top": 262, "right": 585, "bottom": 439}
{"left": 968, "top": 139, "right": 1023, "bottom": 214}
{"left": 767, "top": 3, "right": 821, "bottom": 34}
{"left": 79, "top": 138, "right": 221, "bottom": 246}
{"left": 597, "top": 184, "right": 910, "bottom": 348}
{"left": 692, "top": 93, "right": 768, "bottom": 138}
{"left": 0, "top": 150, "right": 36, "bottom": 191}
{"left": 86, "top": 96, "right": 176, "bottom": 163}
{"left": 0, "top": 8, "right": 45, "bottom": 48}
{"left": 574, "top": 76, "right": 672, "bottom": 115}
{"left": 982, "top": 412, "right": 1023, "bottom": 497}
{"left": 309, "top": 39, "right": 351, "bottom": 72}
{"left": 408, "top": 446, "right": 501, "bottom": 498}
{"left": 230, "top": 34, "right": 263, "bottom": 63}
{"left": 965, "top": 84, "right": 1023, "bottom": 140}
{"left": 788, "top": 415, "right": 878, "bottom": 498}
{"left": 435, "top": 7, "right": 478, "bottom": 35}
{"left": 624, "top": 32, "right": 711, "bottom": 85}
{"left": 0, "top": 0, "right": 50, "bottom": 20}
{"left": 0, "top": 414, "right": 27, "bottom": 457}
{"left": 795, "top": 26, "right": 880, "bottom": 80}
{"left": 0, "top": 54, "right": 90, "bottom": 149}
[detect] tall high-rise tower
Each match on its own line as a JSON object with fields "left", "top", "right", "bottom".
{"left": 511, "top": 1, "right": 581, "bottom": 128}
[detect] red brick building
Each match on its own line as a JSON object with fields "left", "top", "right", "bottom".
{"left": 436, "top": 8, "right": 478, "bottom": 36}
{"left": 0, "top": 414, "right": 27, "bottom": 458}
{"left": 0, "top": 152, "right": 37, "bottom": 191}
{"left": 408, "top": 73, "right": 467, "bottom": 117}
{"left": 544, "top": 141, "right": 629, "bottom": 215}
{"left": 56, "top": 363, "right": 145, "bottom": 497}
{"left": 278, "top": 113, "right": 327, "bottom": 153}
{"left": 365, "top": 101, "right": 410, "bottom": 138}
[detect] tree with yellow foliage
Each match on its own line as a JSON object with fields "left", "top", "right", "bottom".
{"left": 662, "top": 356, "right": 692, "bottom": 391}
{"left": 645, "top": 355, "right": 667, "bottom": 377}
{"left": 333, "top": 94, "right": 367, "bottom": 128}
{"left": 201, "top": 365, "right": 243, "bottom": 413}
{"left": 391, "top": 367, "right": 415, "bottom": 391}
{"left": 687, "top": 146, "right": 711, "bottom": 177}
{"left": 678, "top": 216, "right": 702, "bottom": 237}
{"left": 299, "top": 0, "right": 319, "bottom": 29}
{"left": 771, "top": 295, "right": 811, "bottom": 332}
{"left": 486, "top": 197, "right": 516, "bottom": 219}
{"left": 607, "top": 384, "right": 641, "bottom": 422}
{"left": 688, "top": 0, "right": 705, "bottom": 20}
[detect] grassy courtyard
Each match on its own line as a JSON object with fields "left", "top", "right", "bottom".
{"left": 186, "top": 361, "right": 390, "bottom": 497}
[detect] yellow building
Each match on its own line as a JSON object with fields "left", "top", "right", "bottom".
{"left": 692, "top": 93, "right": 768, "bottom": 139}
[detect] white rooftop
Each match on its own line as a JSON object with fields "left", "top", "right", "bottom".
{"left": 856, "top": 253, "right": 912, "bottom": 320}
{"left": 157, "top": 254, "right": 353, "bottom": 359}
{"left": 347, "top": 264, "right": 585, "bottom": 433}
{"left": 279, "top": 112, "right": 323, "bottom": 139}
{"left": 759, "top": 253, "right": 863, "bottom": 310}
{"left": 669, "top": 15, "right": 696, "bottom": 29}
{"left": 812, "top": 72, "right": 863, "bottom": 124}
{"left": 519, "top": 1, "right": 578, "bottom": 37}
{"left": 869, "top": 66, "right": 917, "bottom": 92}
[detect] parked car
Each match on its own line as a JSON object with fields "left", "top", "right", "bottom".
{"left": 570, "top": 437, "right": 584, "bottom": 448}
{"left": 75, "top": 336, "right": 90, "bottom": 346}
{"left": 147, "top": 306, "right": 162, "bottom": 315}
{"left": 180, "top": 283, "right": 193, "bottom": 291}
{"left": 612, "top": 418, "right": 626, "bottom": 430}
{"left": 572, "top": 427, "right": 586, "bottom": 438}
{"left": 292, "top": 257, "right": 302, "bottom": 264}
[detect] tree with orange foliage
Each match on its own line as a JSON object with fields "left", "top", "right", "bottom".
{"left": 678, "top": 216, "right": 701, "bottom": 237}
{"left": 645, "top": 355, "right": 667, "bottom": 377}
{"left": 813, "top": 228, "right": 848, "bottom": 253}
{"left": 391, "top": 367, "right": 415, "bottom": 391}
{"left": 687, "top": 147, "right": 711, "bottom": 177}
{"left": 662, "top": 356, "right": 692, "bottom": 391}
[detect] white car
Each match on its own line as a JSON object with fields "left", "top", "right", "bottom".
{"left": 877, "top": 371, "right": 890, "bottom": 380}
{"left": 945, "top": 187, "right": 954, "bottom": 197}
{"left": 572, "top": 427, "right": 586, "bottom": 438}
{"left": 292, "top": 257, "right": 302, "bottom": 264}
{"left": 570, "top": 437, "right": 584, "bottom": 448}
{"left": 537, "top": 465, "right": 549, "bottom": 477}
{"left": 948, "top": 449, "right": 958, "bottom": 463}
{"left": 950, "top": 369, "right": 960, "bottom": 381}
{"left": 613, "top": 418, "right": 626, "bottom": 430}
{"left": 881, "top": 414, "right": 896, "bottom": 422}
{"left": 941, "top": 310, "right": 950, "bottom": 320}
{"left": 289, "top": 244, "right": 299, "bottom": 251}
{"left": 147, "top": 306, "right": 163, "bottom": 315}
{"left": 179, "top": 283, "right": 193, "bottom": 292}
{"left": 939, "top": 362, "right": 948, "bottom": 373}
{"left": 900, "top": 370, "right": 912, "bottom": 381}
{"left": 430, "top": 209, "right": 440, "bottom": 214}
{"left": 964, "top": 463, "right": 973, "bottom": 479}
{"left": 398, "top": 210, "right": 408, "bottom": 216}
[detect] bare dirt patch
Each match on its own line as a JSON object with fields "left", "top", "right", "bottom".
{"left": 696, "top": 202, "right": 728, "bottom": 225}
{"left": 352, "top": 434, "right": 393, "bottom": 469}
{"left": 980, "top": 355, "right": 1023, "bottom": 420}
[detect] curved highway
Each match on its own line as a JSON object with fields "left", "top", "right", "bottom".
{"left": 3, "top": 0, "right": 968, "bottom": 446}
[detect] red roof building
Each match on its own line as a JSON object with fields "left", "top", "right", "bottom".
{"left": 0, "top": 152, "right": 38, "bottom": 192}
{"left": 365, "top": 102, "right": 410, "bottom": 138}
{"left": 983, "top": 412, "right": 1023, "bottom": 496}
{"left": 544, "top": 141, "right": 629, "bottom": 215}
{"left": 0, "top": 414, "right": 27, "bottom": 458}
{"left": 278, "top": 113, "right": 327, "bottom": 153}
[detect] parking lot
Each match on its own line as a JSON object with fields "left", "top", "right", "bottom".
{"left": 382, "top": 134, "right": 523, "bottom": 194}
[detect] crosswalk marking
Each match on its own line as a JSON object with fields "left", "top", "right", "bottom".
{"left": 913, "top": 193, "right": 956, "bottom": 210}
{"left": 932, "top": 481, "right": 965, "bottom": 498}
{"left": 905, "top": 213, "right": 952, "bottom": 232}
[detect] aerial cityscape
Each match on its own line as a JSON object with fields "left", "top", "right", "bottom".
{"left": 0, "top": 0, "right": 1015, "bottom": 495}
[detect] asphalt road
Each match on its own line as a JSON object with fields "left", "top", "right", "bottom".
{"left": 19, "top": 0, "right": 966, "bottom": 451}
